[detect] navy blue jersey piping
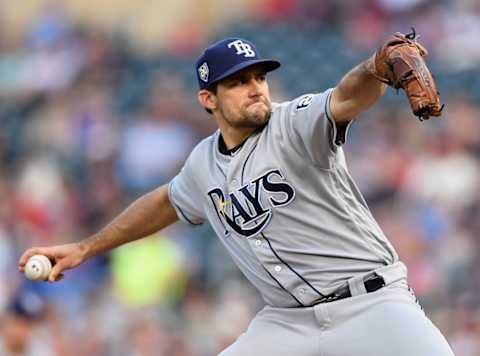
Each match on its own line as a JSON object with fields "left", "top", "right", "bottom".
{"left": 262, "top": 232, "right": 325, "bottom": 297}
{"left": 240, "top": 143, "right": 257, "bottom": 186}
{"left": 263, "top": 266, "right": 304, "bottom": 307}
{"left": 174, "top": 203, "right": 203, "bottom": 226}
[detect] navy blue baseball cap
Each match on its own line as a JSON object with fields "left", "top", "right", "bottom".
{"left": 195, "top": 37, "right": 281, "bottom": 90}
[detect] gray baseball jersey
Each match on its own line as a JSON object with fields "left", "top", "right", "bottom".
{"left": 168, "top": 88, "right": 399, "bottom": 308}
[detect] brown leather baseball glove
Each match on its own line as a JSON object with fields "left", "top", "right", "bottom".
{"left": 366, "top": 29, "right": 444, "bottom": 121}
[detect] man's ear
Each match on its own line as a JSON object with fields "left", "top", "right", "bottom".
{"left": 198, "top": 89, "right": 217, "bottom": 113}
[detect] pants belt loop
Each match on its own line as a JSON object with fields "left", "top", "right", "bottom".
{"left": 347, "top": 275, "right": 367, "bottom": 297}
{"left": 374, "top": 261, "right": 408, "bottom": 286}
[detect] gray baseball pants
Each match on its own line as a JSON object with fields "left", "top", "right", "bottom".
{"left": 219, "top": 264, "right": 454, "bottom": 356}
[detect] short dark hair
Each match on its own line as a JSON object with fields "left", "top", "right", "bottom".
{"left": 204, "top": 84, "right": 217, "bottom": 115}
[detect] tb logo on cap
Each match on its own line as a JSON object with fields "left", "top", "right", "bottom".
{"left": 228, "top": 40, "right": 255, "bottom": 58}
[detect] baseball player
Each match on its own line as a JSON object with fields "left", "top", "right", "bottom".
{"left": 19, "top": 35, "right": 453, "bottom": 355}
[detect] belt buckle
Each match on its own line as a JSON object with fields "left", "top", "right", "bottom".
{"left": 363, "top": 273, "right": 386, "bottom": 293}
{"left": 312, "top": 273, "right": 386, "bottom": 306}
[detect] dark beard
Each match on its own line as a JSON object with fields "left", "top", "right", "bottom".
{"left": 228, "top": 109, "right": 272, "bottom": 129}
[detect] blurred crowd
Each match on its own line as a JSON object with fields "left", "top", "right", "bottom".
{"left": 1, "top": 0, "right": 480, "bottom": 355}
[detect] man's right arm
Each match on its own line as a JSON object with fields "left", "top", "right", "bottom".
{"left": 18, "top": 184, "right": 178, "bottom": 282}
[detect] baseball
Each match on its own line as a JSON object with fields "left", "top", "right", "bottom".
{"left": 25, "top": 254, "right": 52, "bottom": 281}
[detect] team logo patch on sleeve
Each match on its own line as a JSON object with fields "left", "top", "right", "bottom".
{"left": 295, "top": 94, "right": 314, "bottom": 111}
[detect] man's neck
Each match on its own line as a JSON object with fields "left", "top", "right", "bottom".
{"left": 218, "top": 133, "right": 247, "bottom": 155}
{"left": 219, "top": 126, "right": 256, "bottom": 150}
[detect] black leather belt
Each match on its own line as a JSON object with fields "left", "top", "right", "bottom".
{"left": 312, "top": 273, "right": 386, "bottom": 305}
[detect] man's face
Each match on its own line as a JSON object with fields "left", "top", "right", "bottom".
{"left": 213, "top": 65, "right": 272, "bottom": 129}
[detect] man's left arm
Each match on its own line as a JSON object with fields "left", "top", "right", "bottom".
{"left": 330, "top": 59, "right": 386, "bottom": 124}
{"left": 331, "top": 31, "right": 443, "bottom": 124}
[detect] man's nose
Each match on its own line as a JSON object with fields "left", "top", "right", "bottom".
{"left": 247, "top": 79, "right": 262, "bottom": 97}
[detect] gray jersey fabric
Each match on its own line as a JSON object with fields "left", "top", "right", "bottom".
{"left": 169, "top": 89, "right": 399, "bottom": 308}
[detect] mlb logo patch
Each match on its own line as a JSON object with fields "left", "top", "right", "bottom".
{"left": 198, "top": 62, "right": 209, "bottom": 83}
{"left": 296, "top": 94, "right": 314, "bottom": 111}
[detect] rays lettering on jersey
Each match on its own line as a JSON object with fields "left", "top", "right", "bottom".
{"left": 207, "top": 169, "right": 295, "bottom": 237}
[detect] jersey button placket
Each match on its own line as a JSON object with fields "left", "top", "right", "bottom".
{"left": 293, "top": 286, "right": 318, "bottom": 306}
{"left": 271, "top": 263, "right": 316, "bottom": 305}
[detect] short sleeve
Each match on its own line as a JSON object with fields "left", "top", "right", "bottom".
{"left": 168, "top": 152, "right": 206, "bottom": 226}
{"left": 284, "top": 88, "right": 352, "bottom": 168}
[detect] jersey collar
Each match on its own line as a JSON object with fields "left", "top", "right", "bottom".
{"left": 218, "top": 134, "right": 248, "bottom": 156}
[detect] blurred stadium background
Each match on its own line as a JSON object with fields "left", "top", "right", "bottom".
{"left": 1, "top": 0, "right": 480, "bottom": 355}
